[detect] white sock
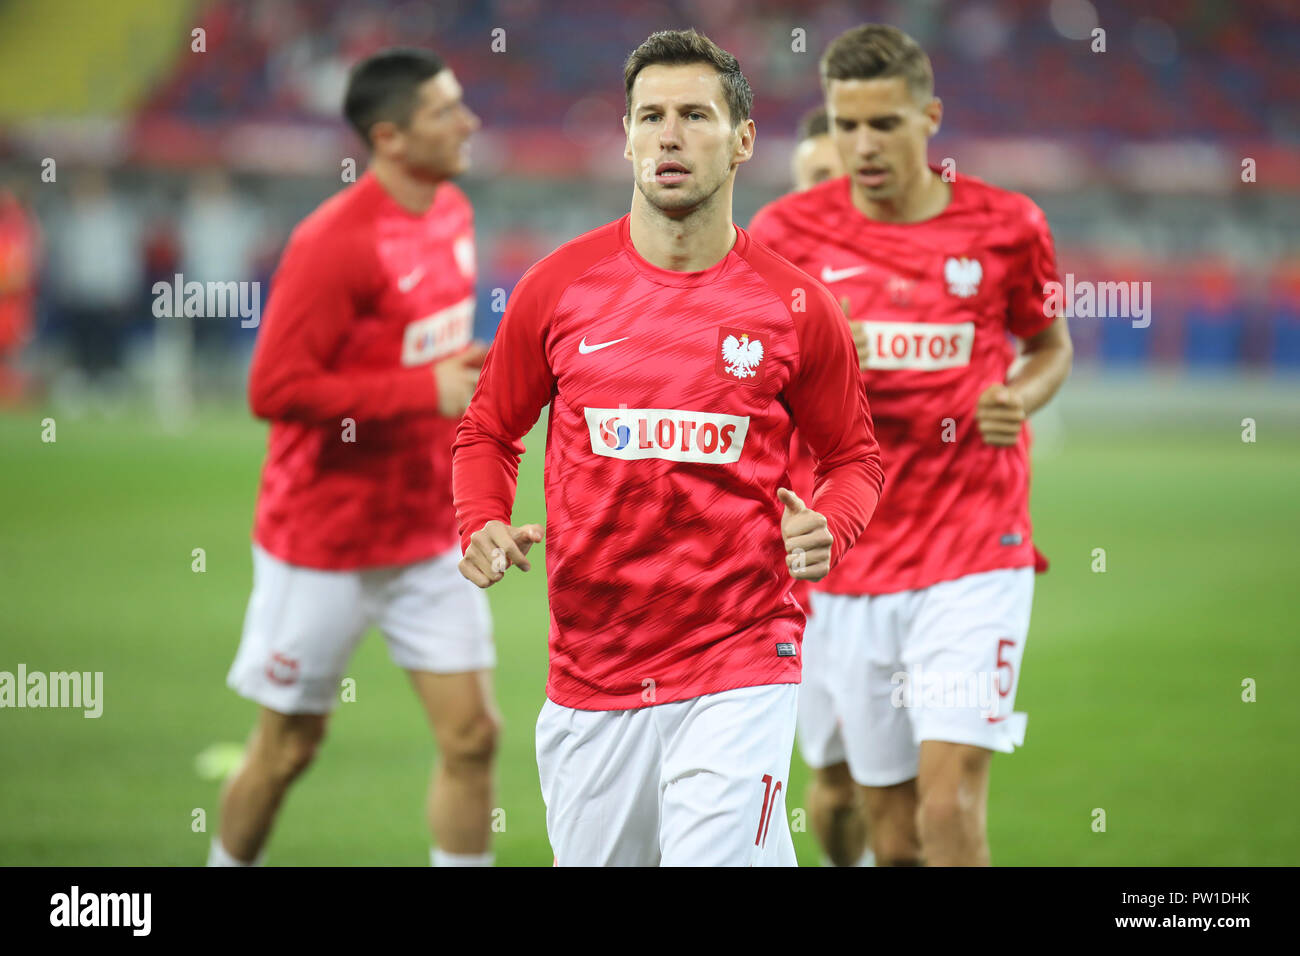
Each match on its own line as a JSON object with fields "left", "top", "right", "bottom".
{"left": 431, "top": 847, "right": 493, "bottom": 867}
{"left": 207, "top": 837, "right": 263, "bottom": 867}
{"left": 820, "top": 846, "right": 877, "bottom": 867}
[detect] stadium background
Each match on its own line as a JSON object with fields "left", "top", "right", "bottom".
{"left": 1, "top": 0, "right": 1297, "bottom": 865}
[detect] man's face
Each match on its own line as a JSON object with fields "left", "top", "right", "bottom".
{"left": 624, "top": 63, "right": 753, "bottom": 213}
{"left": 792, "top": 133, "right": 843, "bottom": 191}
{"left": 378, "top": 69, "right": 480, "bottom": 180}
{"left": 826, "top": 76, "right": 940, "bottom": 202}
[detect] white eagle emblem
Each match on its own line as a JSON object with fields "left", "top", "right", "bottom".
{"left": 722, "top": 332, "right": 764, "bottom": 379}
{"left": 944, "top": 256, "right": 982, "bottom": 298}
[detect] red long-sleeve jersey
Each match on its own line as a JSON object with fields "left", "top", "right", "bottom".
{"left": 750, "top": 171, "right": 1060, "bottom": 595}
{"left": 453, "top": 215, "right": 884, "bottom": 710}
{"left": 249, "top": 172, "right": 476, "bottom": 569}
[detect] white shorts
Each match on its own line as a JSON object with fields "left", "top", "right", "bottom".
{"left": 804, "top": 567, "right": 1034, "bottom": 787}
{"left": 227, "top": 544, "right": 494, "bottom": 714}
{"left": 795, "top": 607, "right": 846, "bottom": 770}
{"left": 535, "top": 682, "right": 799, "bottom": 867}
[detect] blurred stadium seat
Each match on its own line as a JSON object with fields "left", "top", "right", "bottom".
{"left": 2, "top": 0, "right": 1298, "bottom": 389}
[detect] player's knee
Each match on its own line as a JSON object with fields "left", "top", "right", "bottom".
{"left": 865, "top": 793, "right": 908, "bottom": 833}
{"left": 259, "top": 720, "right": 327, "bottom": 784}
{"left": 275, "top": 734, "right": 323, "bottom": 783}
{"left": 440, "top": 710, "right": 500, "bottom": 770}
{"left": 814, "top": 765, "right": 858, "bottom": 811}
{"left": 861, "top": 801, "right": 916, "bottom": 862}
{"left": 872, "top": 825, "right": 922, "bottom": 865}
{"left": 862, "top": 788, "right": 919, "bottom": 862}
{"left": 917, "top": 786, "right": 977, "bottom": 844}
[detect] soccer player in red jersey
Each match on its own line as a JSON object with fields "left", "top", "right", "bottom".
{"left": 750, "top": 24, "right": 1074, "bottom": 866}
{"left": 211, "top": 49, "right": 500, "bottom": 867}
{"left": 452, "top": 30, "right": 884, "bottom": 866}
{"left": 0, "top": 181, "right": 40, "bottom": 405}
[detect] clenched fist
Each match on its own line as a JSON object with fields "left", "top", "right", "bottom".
{"left": 458, "top": 520, "right": 544, "bottom": 589}
{"left": 434, "top": 343, "right": 489, "bottom": 417}
{"left": 974, "top": 383, "right": 1026, "bottom": 446}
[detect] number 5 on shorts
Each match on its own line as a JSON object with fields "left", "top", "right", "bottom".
{"left": 988, "top": 637, "right": 1016, "bottom": 723}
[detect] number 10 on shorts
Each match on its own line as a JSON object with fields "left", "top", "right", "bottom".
{"left": 755, "top": 773, "right": 783, "bottom": 848}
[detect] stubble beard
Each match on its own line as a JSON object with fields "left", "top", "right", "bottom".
{"left": 635, "top": 159, "right": 729, "bottom": 220}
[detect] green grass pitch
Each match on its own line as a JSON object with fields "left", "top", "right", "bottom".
{"left": 0, "top": 407, "right": 1296, "bottom": 865}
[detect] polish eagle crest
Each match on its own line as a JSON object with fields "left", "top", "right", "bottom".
{"left": 722, "top": 332, "right": 764, "bottom": 379}
{"left": 944, "top": 256, "right": 982, "bottom": 298}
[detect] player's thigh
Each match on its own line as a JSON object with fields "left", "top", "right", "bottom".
{"left": 407, "top": 668, "right": 500, "bottom": 761}
{"left": 796, "top": 594, "right": 847, "bottom": 771}
{"left": 375, "top": 546, "right": 495, "bottom": 675}
{"left": 904, "top": 567, "right": 1034, "bottom": 754}
{"left": 228, "top": 545, "right": 371, "bottom": 715}
{"left": 820, "top": 590, "right": 920, "bottom": 788}
{"left": 658, "top": 682, "right": 799, "bottom": 867}
{"left": 535, "top": 700, "right": 661, "bottom": 867}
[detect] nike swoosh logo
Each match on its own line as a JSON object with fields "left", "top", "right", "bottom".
{"left": 397, "top": 268, "right": 424, "bottom": 293}
{"left": 578, "top": 336, "right": 629, "bottom": 354}
{"left": 820, "top": 265, "right": 869, "bottom": 283}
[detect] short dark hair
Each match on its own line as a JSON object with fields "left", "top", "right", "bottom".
{"left": 796, "top": 105, "right": 829, "bottom": 141}
{"left": 344, "top": 48, "right": 446, "bottom": 146}
{"left": 623, "top": 29, "right": 752, "bottom": 127}
{"left": 819, "top": 24, "right": 934, "bottom": 103}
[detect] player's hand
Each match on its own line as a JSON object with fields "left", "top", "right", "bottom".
{"left": 459, "top": 520, "right": 544, "bottom": 589}
{"left": 841, "top": 297, "right": 870, "bottom": 371}
{"left": 434, "top": 342, "right": 490, "bottom": 417}
{"left": 974, "top": 383, "right": 1026, "bottom": 446}
{"left": 777, "top": 487, "right": 833, "bottom": 582}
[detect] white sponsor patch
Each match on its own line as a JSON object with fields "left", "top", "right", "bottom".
{"left": 584, "top": 407, "right": 749, "bottom": 463}
{"left": 863, "top": 320, "right": 975, "bottom": 370}
{"left": 453, "top": 235, "right": 476, "bottom": 280}
{"left": 401, "top": 296, "right": 473, "bottom": 366}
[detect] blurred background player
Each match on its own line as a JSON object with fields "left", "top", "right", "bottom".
{"left": 453, "top": 29, "right": 883, "bottom": 866}
{"left": 0, "top": 178, "right": 40, "bottom": 405}
{"left": 48, "top": 170, "right": 141, "bottom": 392}
{"left": 210, "top": 48, "right": 499, "bottom": 867}
{"left": 750, "top": 24, "right": 1073, "bottom": 866}
{"left": 791, "top": 106, "right": 843, "bottom": 192}
{"left": 785, "top": 106, "right": 876, "bottom": 868}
